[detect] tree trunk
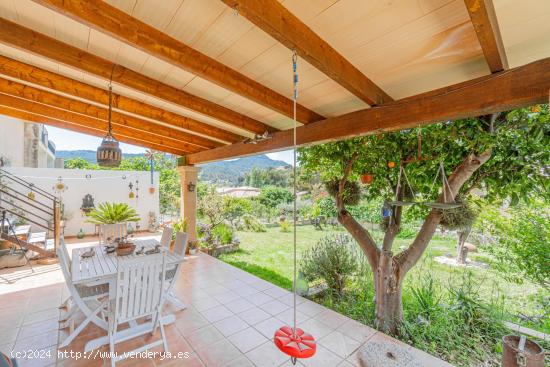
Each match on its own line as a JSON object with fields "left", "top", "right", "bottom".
{"left": 374, "top": 251, "right": 403, "bottom": 334}
{"left": 456, "top": 226, "right": 472, "bottom": 264}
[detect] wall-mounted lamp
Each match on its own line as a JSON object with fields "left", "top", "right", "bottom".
{"left": 187, "top": 181, "right": 196, "bottom": 192}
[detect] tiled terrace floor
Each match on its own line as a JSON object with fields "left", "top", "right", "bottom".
{"left": 0, "top": 236, "right": 452, "bottom": 367}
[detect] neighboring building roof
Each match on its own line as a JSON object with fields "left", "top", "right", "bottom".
{"left": 217, "top": 186, "right": 261, "bottom": 198}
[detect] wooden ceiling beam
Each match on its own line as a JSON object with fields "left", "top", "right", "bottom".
{"left": 0, "top": 17, "right": 274, "bottom": 135}
{"left": 0, "top": 77, "right": 220, "bottom": 150}
{"left": 32, "top": 0, "right": 324, "bottom": 124}
{"left": 0, "top": 106, "right": 186, "bottom": 155}
{"left": 0, "top": 93, "right": 202, "bottom": 154}
{"left": 186, "top": 57, "right": 550, "bottom": 164}
{"left": 221, "top": 0, "right": 392, "bottom": 106}
{"left": 465, "top": 0, "right": 508, "bottom": 72}
{"left": 0, "top": 55, "right": 242, "bottom": 144}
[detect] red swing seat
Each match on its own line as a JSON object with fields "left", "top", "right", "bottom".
{"left": 274, "top": 326, "right": 317, "bottom": 361}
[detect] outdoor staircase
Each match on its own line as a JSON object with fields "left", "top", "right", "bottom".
{"left": 0, "top": 168, "right": 60, "bottom": 259}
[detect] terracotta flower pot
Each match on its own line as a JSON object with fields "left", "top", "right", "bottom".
{"left": 360, "top": 174, "right": 374, "bottom": 184}
{"left": 149, "top": 187, "right": 155, "bottom": 194}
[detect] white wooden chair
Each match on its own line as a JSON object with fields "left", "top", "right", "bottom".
{"left": 99, "top": 223, "right": 127, "bottom": 244}
{"left": 159, "top": 226, "right": 173, "bottom": 249}
{"left": 57, "top": 240, "right": 109, "bottom": 347}
{"left": 165, "top": 232, "right": 188, "bottom": 310}
{"left": 109, "top": 252, "right": 168, "bottom": 367}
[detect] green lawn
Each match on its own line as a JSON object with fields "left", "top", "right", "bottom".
{"left": 220, "top": 225, "right": 547, "bottom": 331}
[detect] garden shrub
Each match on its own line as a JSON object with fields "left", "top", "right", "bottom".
{"left": 279, "top": 220, "right": 291, "bottom": 233}
{"left": 240, "top": 214, "right": 266, "bottom": 232}
{"left": 300, "top": 234, "right": 358, "bottom": 297}
{"left": 212, "top": 223, "right": 233, "bottom": 245}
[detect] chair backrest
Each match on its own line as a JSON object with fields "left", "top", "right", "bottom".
{"left": 172, "top": 232, "right": 188, "bottom": 256}
{"left": 99, "top": 223, "right": 127, "bottom": 244}
{"left": 57, "top": 240, "right": 72, "bottom": 283}
{"left": 114, "top": 252, "right": 166, "bottom": 324}
{"left": 160, "top": 227, "right": 173, "bottom": 249}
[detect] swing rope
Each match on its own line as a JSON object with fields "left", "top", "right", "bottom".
{"left": 292, "top": 50, "right": 298, "bottom": 339}
{"left": 272, "top": 51, "right": 317, "bottom": 365}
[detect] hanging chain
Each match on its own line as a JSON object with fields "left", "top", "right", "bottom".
{"left": 292, "top": 50, "right": 298, "bottom": 340}
{"left": 108, "top": 83, "right": 113, "bottom": 136}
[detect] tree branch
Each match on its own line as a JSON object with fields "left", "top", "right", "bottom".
{"left": 335, "top": 153, "right": 380, "bottom": 269}
{"left": 397, "top": 149, "right": 493, "bottom": 273}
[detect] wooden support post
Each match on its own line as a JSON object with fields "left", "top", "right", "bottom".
{"left": 176, "top": 164, "right": 199, "bottom": 245}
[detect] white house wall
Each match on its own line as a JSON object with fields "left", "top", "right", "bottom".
{"left": 4, "top": 167, "right": 159, "bottom": 237}
{"left": 0, "top": 116, "right": 25, "bottom": 167}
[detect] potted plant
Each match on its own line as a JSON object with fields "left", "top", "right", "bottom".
{"left": 188, "top": 240, "right": 198, "bottom": 255}
{"left": 170, "top": 217, "right": 188, "bottom": 251}
{"left": 86, "top": 202, "right": 141, "bottom": 225}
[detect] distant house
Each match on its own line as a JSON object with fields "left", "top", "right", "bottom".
{"left": 0, "top": 116, "right": 57, "bottom": 168}
{"left": 217, "top": 186, "right": 261, "bottom": 198}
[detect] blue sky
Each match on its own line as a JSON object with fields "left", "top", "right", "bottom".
{"left": 47, "top": 126, "right": 295, "bottom": 165}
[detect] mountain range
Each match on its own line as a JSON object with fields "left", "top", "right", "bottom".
{"left": 56, "top": 150, "right": 289, "bottom": 185}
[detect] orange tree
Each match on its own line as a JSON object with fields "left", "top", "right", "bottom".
{"left": 299, "top": 106, "right": 549, "bottom": 334}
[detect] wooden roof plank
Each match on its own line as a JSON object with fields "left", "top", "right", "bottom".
{"left": 0, "top": 56, "right": 243, "bottom": 144}
{"left": 0, "top": 16, "right": 274, "bottom": 135}
{"left": 465, "top": 0, "right": 508, "bottom": 72}
{"left": 0, "top": 107, "right": 187, "bottom": 156}
{"left": 221, "top": 0, "right": 392, "bottom": 106}
{"left": 186, "top": 57, "right": 550, "bottom": 164}
{"left": 32, "top": 0, "right": 324, "bottom": 124}
{"left": 0, "top": 92, "right": 201, "bottom": 153}
{"left": 0, "top": 77, "right": 217, "bottom": 150}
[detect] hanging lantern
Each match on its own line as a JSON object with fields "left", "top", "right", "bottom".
{"left": 97, "top": 84, "right": 122, "bottom": 167}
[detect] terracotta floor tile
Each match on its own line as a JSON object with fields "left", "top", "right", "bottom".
{"left": 222, "top": 355, "right": 255, "bottom": 366}
{"left": 260, "top": 300, "right": 289, "bottom": 316}
{"left": 336, "top": 319, "right": 377, "bottom": 343}
{"left": 224, "top": 298, "right": 255, "bottom": 314}
{"left": 238, "top": 307, "right": 271, "bottom": 326}
{"left": 213, "top": 291, "right": 241, "bottom": 304}
{"left": 174, "top": 308, "right": 210, "bottom": 336}
{"left": 18, "top": 317, "right": 59, "bottom": 339}
{"left": 318, "top": 330, "right": 363, "bottom": 358}
{"left": 297, "top": 318, "right": 335, "bottom": 340}
{"left": 247, "top": 292, "right": 274, "bottom": 306}
{"left": 185, "top": 325, "right": 225, "bottom": 351}
{"left": 274, "top": 308, "right": 310, "bottom": 326}
{"left": 227, "top": 327, "right": 267, "bottom": 354}
{"left": 263, "top": 287, "right": 290, "bottom": 299}
{"left": 213, "top": 315, "right": 249, "bottom": 337}
{"left": 13, "top": 329, "right": 58, "bottom": 352}
{"left": 252, "top": 317, "right": 284, "bottom": 339}
{"left": 200, "top": 305, "right": 233, "bottom": 323}
{"left": 300, "top": 344, "right": 343, "bottom": 367}
{"left": 23, "top": 308, "right": 59, "bottom": 325}
{"left": 245, "top": 341, "right": 289, "bottom": 367}
{"left": 195, "top": 339, "right": 241, "bottom": 367}
{"left": 315, "top": 309, "right": 349, "bottom": 329}
{"left": 191, "top": 296, "right": 220, "bottom": 312}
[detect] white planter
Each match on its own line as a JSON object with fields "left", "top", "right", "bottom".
{"left": 189, "top": 249, "right": 197, "bottom": 255}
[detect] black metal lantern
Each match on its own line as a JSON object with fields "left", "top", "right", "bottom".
{"left": 97, "top": 84, "right": 122, "bottom": 167}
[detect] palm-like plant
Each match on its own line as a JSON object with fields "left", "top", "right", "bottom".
{"left": 86, "top": 202, "right": 140, "bottom": 224}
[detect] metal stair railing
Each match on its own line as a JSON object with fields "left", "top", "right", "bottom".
{"left": 0, "top": 169, "right": 61, "bottom": 254}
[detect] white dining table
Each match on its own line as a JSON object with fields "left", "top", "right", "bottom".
{"left": 70, "top": 238, "right": 185, "bottom": 352}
